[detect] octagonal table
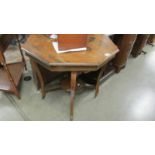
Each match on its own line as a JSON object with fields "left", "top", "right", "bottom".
{"left": 22, "top": 34, "right": 119, "bottom": 120}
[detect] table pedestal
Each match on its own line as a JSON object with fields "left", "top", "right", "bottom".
{"left": 131, "top": 34, "right": 150, "bottom": 57}
{"left": 113, "top": 34, "right": 137, "bottom": 73}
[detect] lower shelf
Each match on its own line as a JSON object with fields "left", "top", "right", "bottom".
{"left": 0, "top": 62, "right": 24, "bottom": 92}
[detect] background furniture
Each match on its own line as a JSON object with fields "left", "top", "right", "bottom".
{"left": 148, "top": 34, "right": 155, "bottom": 45}
{"left": 131, "top": 34, "right": 150, "bottom": 57}
{"left": 22, "top": 34, "right": 119, "bottom": 120}
{"left": 0, "top": 34, "right": 26, "bottom": 99}
{"left": 113, "top": 34, "right": 137, "bottom": 72}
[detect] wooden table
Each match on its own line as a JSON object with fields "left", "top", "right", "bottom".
{"left": 22, "top": 34, "right": 119, "bottom": 120}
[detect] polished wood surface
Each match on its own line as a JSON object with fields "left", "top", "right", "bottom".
{"left": 131, "top": 34, "right": 150, "bottom": 57}
{"left": 22, "top": 34, "right": 119, "bottom": 120}
{"left": 22, "top": 34, "right": 119, "bottom": 71}
{"left": 113, "top": 34, "right": 137, "bottom": 72}
{"left": 58, "top": 34, "right": 88, "bottom": 50}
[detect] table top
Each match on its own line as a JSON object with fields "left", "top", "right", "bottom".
{"left": 22, "top": 34, "right": 119, "bottom": 71}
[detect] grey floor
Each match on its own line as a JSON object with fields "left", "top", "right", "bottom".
{"left": 0, "top": 44, "right": 155, "bottom": 121}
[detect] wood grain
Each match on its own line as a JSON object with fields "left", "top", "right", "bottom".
{"left": 22, "top": 34, "right": 119, "bottom": 71}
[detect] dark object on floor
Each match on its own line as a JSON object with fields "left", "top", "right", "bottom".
{"left": 24, "top": 76, "right": 32, "bottom": 81}
{"left": 79, "top": 62, "right": 114, "bottom": 85}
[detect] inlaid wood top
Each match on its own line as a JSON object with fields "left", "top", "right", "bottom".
{"left": 22, "top": 34, "right": 119, "bottom": 71}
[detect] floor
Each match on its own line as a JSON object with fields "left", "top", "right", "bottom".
{"left": 0, "top": 44, "right": 155, "bottom": 121}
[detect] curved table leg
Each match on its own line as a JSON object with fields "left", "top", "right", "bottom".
{"left": 70, "top": 72, "right": 77, "bottom": 121}
{"left": 30, "top": 60, "right": 46, "bottom": 99}
{"left": 30, "top": 59, "right": 40, "bottom": 90}
{"left": 95, "top": 66, "right": 106, "bottom": 97}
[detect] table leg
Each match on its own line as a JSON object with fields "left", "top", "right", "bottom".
{"left": 70, "top": 72, "right": 77, "bottom": 121}
{"left": 30, "top": 59, "right": 40, "bottom": 90}
{"left": 30, "top": 60, "right": 46, "bottom": 99}
{"left": 95, "top": 66, "right": 106, "bottom": 97}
